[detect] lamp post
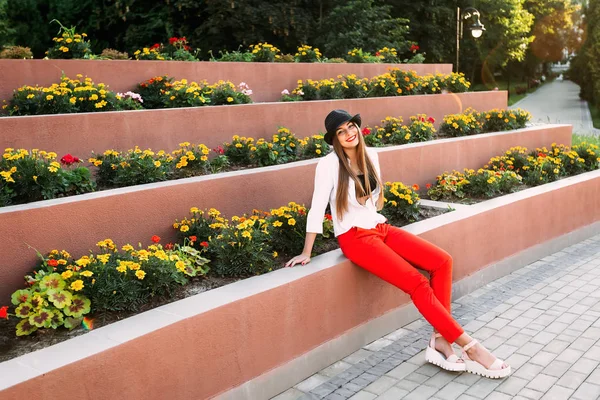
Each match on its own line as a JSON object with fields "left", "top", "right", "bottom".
{"left": 456, "top": 7, "right": 486, "bottom": 73}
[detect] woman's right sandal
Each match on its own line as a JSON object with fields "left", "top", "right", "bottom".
{"left": 461, "top": 339, "right": 511, "bottom": 379}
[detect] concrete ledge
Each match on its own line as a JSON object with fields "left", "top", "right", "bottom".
{"left": 0, "top": 91, "right": 507, "bottom": 157}
{"left": 0, "top": 59, "right": 452, "bottom": 103}
{"left": 0, "top": 125, "right": 571, "bottom": 300}
{"left": 1, "top": 168, "right": 599, "bottom": 399}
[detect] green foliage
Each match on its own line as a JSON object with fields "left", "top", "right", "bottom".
{"left": 318, "top": 0, "right": 410, "bottom": 58}
{"left": 381, "top": 181, "right": 421, "bottom": 223}
{"left": 0, "top": 45, "right": 33, "bottom": 58}
{"left": 46, "top": 20, "right": 91, "bottom": 59}
{"left": 0, "top": 148, "right": 95, "bottom": 207}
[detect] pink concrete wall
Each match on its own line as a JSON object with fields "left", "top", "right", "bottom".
{"left": 0, "top": 125, "right": 570, "bottom": 301}
{"left": 1, "top": 169, "right": 599, "bottom": 400}
{"left": 0, "top": 91, "right": 507, "bottom": 158}
{"left": 0, "top": 59, "right": 452, "bottom": 103}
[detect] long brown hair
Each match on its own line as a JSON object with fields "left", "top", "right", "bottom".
{"left": 333, "top": 123, "right": 384, "bottom": 219}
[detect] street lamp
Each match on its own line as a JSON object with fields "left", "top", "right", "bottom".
{"left": 456, "top": 7, "right": 486, "bottom": 72}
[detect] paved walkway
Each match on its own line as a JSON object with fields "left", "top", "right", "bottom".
{"left": 272, "top": 234, "right": 600, "bottom": 400}
{"left": 510, "top": 79, "right": 600, "bottom": 136}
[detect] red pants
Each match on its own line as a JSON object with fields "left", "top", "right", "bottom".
{"left": 337, "top": 223, "right": 464, "bottom": 343}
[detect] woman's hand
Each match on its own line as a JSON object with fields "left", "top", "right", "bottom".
{"left": 285, "top": 253, "right": 311, "bottom": 268}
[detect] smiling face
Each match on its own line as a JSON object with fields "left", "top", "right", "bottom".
{"left": 335, "top": 121, "right": 360, "bottom": 150}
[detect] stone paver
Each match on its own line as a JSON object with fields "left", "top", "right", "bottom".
{"left": 271, "top": 234, "right": 600, "bottom": 400}
{"left": 510, "top": 79, "right": 600, "bottom": 136}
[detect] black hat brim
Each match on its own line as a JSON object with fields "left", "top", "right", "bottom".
{"left": 324, "top": 114, "right": 362, "bottom": 145}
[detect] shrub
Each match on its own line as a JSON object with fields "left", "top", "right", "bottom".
{"left": 137, "top": 75, "right": 172, "bottom": 108}
{"left": 46, "top": 20, "right": 91, "bottom": 59}
{"left": 134, "top": 45, "right": 167, "bottom": 60}
{"left": 115, "top": 91, "right": 144, "bottom": 110}
{"left": 464, "top": 168, "right": 522, "bottom": 198}
{"left": 427, "top": 170, "right": 470, "bottom": 200}
{"left": 249, "top": 42, "right": 281, "bottom": 62}
{"left": 345, "top": 48, "right": 380, "bottom": 63}
{"left": 10, "top": 268, "right": 91, "bottom": 336}
{"left": 325, "top": 57, "right": 347, "bottom": 63}
{"left": 266, "top": 202, "right": 309, "bottom": 256}
{"left": 376, "top": 47, "right": 399, "bottom": 63}
{"left": 439, "top": 109, "right": 482, "bottom": 137}
{"left": 369, "top": 73, "right": 402, "bottom": 97}
{"left": 438, "top": 72, "right": 471, "bottom": 93}
{"left": 250, "top": 128, "right": 299, "bottom": 166}
{"left": 381, "top": 182, "right": 421, "bottom": 222}
{"left": 3, "top": 75, "right": 139, "bottom": 116}
{"left": 571, "top": 142, "right": 600, "bottom": 171}
{"left": 482, "top": 109, "right": 525, "bottom": 132}
{"left": 174, "top": 207, "right": 225, "bottom": 259}
{"left": 162, "top": 37, "right": 198, "bottom": 61}
{"left": 406, "top": 114, "right": 436, "bottom": 142}
{"left": 275, "top": 53, "right": 295, "bottom": 63}
{"left": 89, "top": 147, "right": 173, "bottom": 188}
{"left": 339, "top": 74, "right": 370, "bottom": 99}
{"left": 294, "top": 45, "right": 322, "bottom": 62}
{"left": 388, "top": 69, "right": 420, "bottom": 95}
{"left": 1, "top": 148, "right": 95, "bottom": 207}
{"left": 224, "top": 135, "right": 254, "bottom": 165}
{"left": 209, "top": 213, "right": 276, "bottom": 277}
{"left": 299, "top": 134, "right": 330, "bottom": 158}
{"left": 171, "top": 142, "right": 213, "bottom": 177}
{"left": 99, "top": 48, "right": 129, "bottom": 60}
{"left": 210, "top": 47, "right": 254, "bottom": 62}
{"left": 0, "top": 45, "right": 33, "bottom": 59}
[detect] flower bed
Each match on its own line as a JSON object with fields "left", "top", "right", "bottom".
{"left": 0, "top": 124, "right": 571, "bottom": 302}
{"left": 0, "top": 91, "right": 507, "bottom": 162}
{"left": 422, "top": 142, "right": 600, "bottom": 203}
{"left": 1, "top": 168, "right": 599, "bottom": 399}
{"left": 0, "top": 108, "right": 530, "bottom": 207}
{"left": 0, "top": 59, "right": 452, "bottom": 103}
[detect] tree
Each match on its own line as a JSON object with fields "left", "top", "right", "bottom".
{"left": 0, "top": 0, "right": 15, "bottom": 47}
{"left": 317, "top": 0, "right": 410, "bottom": 57}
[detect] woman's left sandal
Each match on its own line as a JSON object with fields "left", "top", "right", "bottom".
{"left": 425, "top": 333, "right": 466, "bottom": 372}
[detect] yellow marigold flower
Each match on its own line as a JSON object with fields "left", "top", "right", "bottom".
{"left": 180, "top": 225, "right": 190, "bottom": 232}
{"left": 61, "top": 270, "right": 73, "bottom": 279}
{"left": 46, "top": 95, "right": 54, "bottom": 101}
{"left": 273, "top": 221, "right": 283, "bottom": 227}
{"left": 154, "top": 161, "right": 161, "bottom": 167}
{"left": 227, "top": 97, "right": 234, "bottom": 102}
{"left": 80, "top": 270, "right": 94, "bottom": 277}
{"left": 116, "top": 263, "right": 128, "bottom": 273}
{"left": 288, "top": 218, "right": 296, "bottom": 226}
{"left": 134, "top": 270, "right": 146, "bottom": 280}
{"left": 70, "top": 280, "right": 84, "bottom": 291}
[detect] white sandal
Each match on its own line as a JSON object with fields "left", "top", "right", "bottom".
{"left": 425, "top": 333, "right": 466, "bottom": 372}
{"left": 461, "top": 339, "right": 511, "bottom": 379}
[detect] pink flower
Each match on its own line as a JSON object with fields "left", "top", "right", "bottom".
{"left": 281, "top": 89, "right": 290, "bottom": 95}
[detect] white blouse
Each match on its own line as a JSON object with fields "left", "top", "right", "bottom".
{"left": 306, "top": 147, "right": 387, "bottom": 237}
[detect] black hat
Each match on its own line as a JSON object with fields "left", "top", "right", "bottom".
{"left": 324, "top": 109, "right": 362, "bottom": 145}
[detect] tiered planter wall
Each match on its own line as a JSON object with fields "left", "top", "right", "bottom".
{"left": 1, "top": 167, "right": 598, "bottom": 399}
{"left": 0, "top": 124, "right": 571, "bottom": 300}
{"left": 0, "top": 60, "right": 452, "bottom": 103}
{"left": 0, "top": 91, "right": 507, "bottom": 157}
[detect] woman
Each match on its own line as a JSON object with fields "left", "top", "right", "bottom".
{"left": 285, "top": 109, "right": 510, "bottom": 379}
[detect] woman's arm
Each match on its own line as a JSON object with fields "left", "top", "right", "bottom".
{"left": 286, "top": 158, "right": 333, "bottom": 267}
{"left": 369, "top": 149, "right": 384, "bottom": 211}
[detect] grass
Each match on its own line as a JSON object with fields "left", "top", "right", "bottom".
{"left": 472, "top": 79, "right": 545, "bottom": 107}
{"left": 573, "top": 133, "right": 600, "bottom": 147}
{"left": 588, "top": 102, "right": 600, "bottom": 129}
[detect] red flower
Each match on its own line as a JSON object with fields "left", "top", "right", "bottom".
{"left": 0, "top": 306, "right": 8, "bottom": 319}
{"left": 47, "top": 259, "right": 58, "bottom": 267}
{"left": 169, "top": 37, "right": 179, "bottom": 45}
{"left": 325, "top": 214, "right": 333, "bottom": 221}
{"left": 412, "top": 184, "right": 420, "bottom": 191}
{"left": 60, "top": 154, "right": 79, "bottom": 165}
{"left": 165, "top": 243, "right": 174, "bottom": 250}
{"left": 538, "top": 152, "right": 546, "bottom": 158}
{"left": 410, "top": 44, "right": 420, "bottom": 53}
{"left": 298, "top": 209, "right": 306, "bottom": 215}
{"left": 213, "top": 146, "right": 225, "bottom": 155}
{"left": 189, "top": 236, "right": 197, "bottom": 243}
{"left": 150, "top": 43, "right": 160, "bottom": 50}
{"left": 184, "top": 45, "right": 191, "bottom": 51}
{"left": 375, "top": 51, "right": 381, "bottom": 56}
{"left": 200, "top": 241, "right": 209, "bottom": 248}
{"left": 425, "top": 183, "right": 432, "bottom": 189}
{"left": 151, "top": 235, "right": 161, "bottom": 243}
{"left": 362, "top": 127, "right": 371, "bottom": 136}
{"left": 427, "top": 117, "right": 435, "bottom": 124}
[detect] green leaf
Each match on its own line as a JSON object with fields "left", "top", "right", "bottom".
{"left": 63, "top": 316, "right": 83, "bottom": 330}
{"left": 15, "top": 302, "right": 34, "bottom": 318}
{"left": 47, "top": 289, "right": 73, "bottom": 309}
{"left": 40, "top": 273, "right": 66, "bottom": 291}
{"left": 11, "top": 289, "right": 32, "bottom": 305}
{"left": 63, "top": 295, "right": 91, "bottom": 318}
{"left": 50, "top": 310, "right": 65, "bottom": 329}
{"left": 16, "top": 318, "right": 38, "bottom": 336}
{"left": 29, "top": 308, "right": 54, "bottom": 328}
